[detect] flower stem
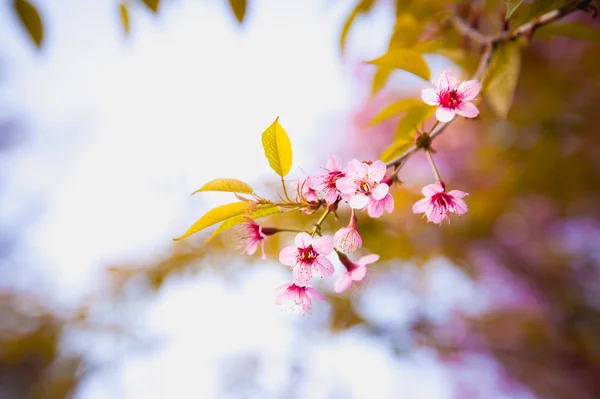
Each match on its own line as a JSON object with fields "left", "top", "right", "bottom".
{"left": 425, "top": 150, "right": 442, "bottom": 182}
{"left": 311, "top": 209, "right": 330, "bottom": 237}
{"left": 273, "top": 228, "right": 310, "bottom": 234}
{"left": 429, "top": 120, "right": 439, "bottom": 134}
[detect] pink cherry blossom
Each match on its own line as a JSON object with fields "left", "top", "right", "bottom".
{"left": 279, "top": 232, "right": 335, "bottom": 287}
{"left": 237, "top": 220, "right": 267, "bottom": 259}
{"left": 334, "top": 254, "right": 379, "bottom": 294}
{"left": 275, "top": 283, "right": 324, "bottom": 314}
{"left": 310, "top": 155, "right": 346, "bottom": 204}
{"left": 333, "top": 210, "right": 362, "bottom": 253}
{"left": 366, "top": 193, "right": 394, "bottom": 218}
{"left": 297, "top": 176, "right": 319, "bottom": 204}
{"left": 421, "top": 71, "right": 481, "bottom": 123}
{"left": 335, "top": 160, "right": 392, "bottom": 218}
{"left": 412, "top": 182, "right": 469, "bottom": 224}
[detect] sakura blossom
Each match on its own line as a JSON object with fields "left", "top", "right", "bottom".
{"left": 279, "top": 232, "right": 335, "bottom": 286}
{"left": 237, "top": 220, "right": 267, "bottom": 259}
{"left": 335, "top": 159, "right": 393, "bottom": 217}
{"left": 412, "top": 182, "right": 469, "bottom": 224}
{"left": 334, "top": 253, "right": 379, "bottom": 294}
{"left": 275, "top": 283, "right": 324, "bottom": 314}
{"left": 297, "top": 176, "right": 319, "bottom": 204}
{"left": 421, "top": 70, "right": 481, "bottom": 123}
{"left": 310, "top": 155, "right": 345, "bottom": 204}
{"left": 333, "top": 210, "right": 362, "bottom": 253}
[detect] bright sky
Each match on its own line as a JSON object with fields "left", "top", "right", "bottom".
{"left": 0, "top": 1, "right": 523, "bottom": 398}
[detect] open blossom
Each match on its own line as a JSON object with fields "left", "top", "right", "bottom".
{"left": 412, "top": 182, "right": 468, "bottom": 224}
{"left": 310, "top": 155, "right": 345, "bottom": 204}
{"left": 297, "top": 176, "right": 319, "bottom": 203}
{"left": 421, "top": 71, "right": 481, "bottom": 123}
{"left": 237, "top": 220, "right": 267, "bottom": 259}
{"left": 336, "top": 160, "right": 393, "bottom": 218}
{"left": 275, "top": 283, "right": 324, "bottom": 314}
{"left": 334, "top": 254, "right": 379, "bottom": 294}
{"left": 279, "top": 232, "right": 335, "bottom": 286}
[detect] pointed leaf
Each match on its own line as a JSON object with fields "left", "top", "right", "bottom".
{"left": 379, "top": 139, "right": 413, "bottom": 163}
{"left": 141, "top": 0, "right": 160, "bottom": 13}
{"left": 370, "top": 98, "right": 422, "bottom": 126}
{"left": 261, "top": 117, "right": 293, "bottom": 178}
{"left": 505, "top": 0, "right": 526, "bottom": 21}
{"left": 483, "top": 41, "right": 522, "bottom": 119}
{"left": 192, "top": 178, "right": 253, "bottom": 195}
{"left": 340, "top": 0, "right": 375, "bottom": 56}
{"left": 228, "top": 0, "right": 247, "bottom": 24}
{"left": 13, "top": 0, "right": 43, "bottom": 48}
{"left": 366, "top": 49, "right": 430, "bottom": 81}
{"left": 394, "top": 103, "right": 434, "bottom": 140}
{"left": 534, "top": 22, "right": 600, "bottom": 42}
{"left": 119, "top": 3, "right": 130, "bottom": 35}
{"left": 173, "top": 202, "right": 250, "bottom": 241}
{"left": 371, "top": 67, "right": 394, "bottom": 96}
{"left": 206, "top": 205, "right": 282, "bottom": 243}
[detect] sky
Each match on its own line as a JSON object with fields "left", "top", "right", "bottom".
{"left": 0, "top": 0, "right": 529, "bottom": 398}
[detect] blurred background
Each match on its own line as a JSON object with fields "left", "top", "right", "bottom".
{"left": 1, "top": 0, "right": 599, "bottom": 398}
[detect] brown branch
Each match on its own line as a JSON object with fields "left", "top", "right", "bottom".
{"left": 385, "top": 1, "right": 584, "bottom": 168}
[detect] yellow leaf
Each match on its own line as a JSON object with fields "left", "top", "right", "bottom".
{"left": 340, "top": 0, "right": 375, "bottom": 56}
{"left": 192, "top": 178, "right": 253, "bottom": 195}
{"left": 482, "top": 41, "right": 522, "bottom": 119}
{"left": 173, "top": 202, "right": 250, "bottom": 241}
{"left": 206, "top": 205, "right": 282, "bottom": 243}
{"left": 366, "top": 49, "right": 430, "bottom": 81}
{"left": 379, "top": 139, "right": 413, "bottom": 163}
{"left": 261, "top": 117, "right": 293, "bottom": 178}
{"left": 13, "top": 0, "right": 43, "bottom": 48}
{"left": 389, "top": 13, "right": 422, "bottom": 49}
{"left": 371, "top": 67, "right": 393, "bottom": 96}
{"left": 394, "top": 103, "right": 434, "bottom": 140}
{"left": 228, "top": 0, "right": 246, "bottom": 24}
{"left": 119, "top": 3, "right": 130, "bottom": 35}
{"left": 370, "top": 98, "right": 422, "bottom": 126}
{"left": 141, "top": 0, "right": 160, "bottom": 13}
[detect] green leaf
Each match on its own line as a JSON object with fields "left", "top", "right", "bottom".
{"left": 261, "top": 117, "right": 293, "bottom": 178}
{"left": 340, "top": 0, "right": 375, "bottom": 56}
{"left": 394, "top": 103, "right": 434, "bottom": 140}
{"left": 119, "top": 3, "right": 130, "bottom": 35}
{"left": 366, "top": 49, "right": 430, "bottom": 81}
{"left": 482, "top": 41, "right": 522, "bottom": 119}
{"left": 505, "top": 0, "right": 526, "bottom": 21}
{"left": 192, "top": 178, "right": 254, "bottom": 195}
{"left": 206, "top": 205, "right": 282, "bottom": 243}
{"left": 13, "top": 0, "right": 43, "bottom": 48}
{"left": 141, "top": 0, "right": 160, "bottom": 13}
{"left": 228, "top": 0, "right": 247, "bottom": 24}
{"left": 370, "top": 98, "right": 422, "bottom": 126}
{"left": 173, "top": 202, "right": 251, "bottom": 241}
{"left": 534, "top": 22, "right": 600, "bottom": 42}
{"left": 379, "top": 138, "right": 413, "bottom": 163}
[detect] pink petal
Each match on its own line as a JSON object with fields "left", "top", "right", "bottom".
{"left": 450, "top": 198, "right": 468, "bottom": 214}
{"left": 279, "top": 246, "right": 298, "bottom": 266}
{"left": 334, "top": 273, "right": 353, "bottom": 294}
{"left": 371, "top": 183, "right": 389, "bottom": 201}
{"left": 448, "top": 190, "right": 468, "bottom": 199}
{"left": 245, "top": 240, "right": 258, "bottom": 255}
{"left": 422, "top": 183, "right": 444, "bottom": 197}
{"left": 350, "top": 265, "right": 367, "bottom": 281}
{"left": 314, "top": 235, "right": 334, "bottom": 255}
{"left": 299, "top": 292, "right": 312, "bottom": 312}
{"left": 294, "top": 232, "right": 312, "bottom": 249}
{"left": 436, "top": 107, "right": 455, "bottom": 122}
{"left": 259, "top": 240, "right": 266, "bottom": 260}
{"left": 428, "top": 207, "right": 447, "bottom": 224}
{"left": 457, "top": 80, "right": 481, "bottom": 101}
{"left": 421, "top": 88, "right": 439, "bottom": 105}
{"left": 455, "top": 101, "right": 479, "bottom": 118}
{"left": 412, "top": 198, "right": 431, "bottom": 214}
{"left": 437, "top": 70, "right": 457, "bottom": 91}
{"left": 346, "top": 159, "right": 363, "bottom": 178}
{"left": 275, "top": 283, "right": 291, "bottom": 293}
{"left": 349, "top": 193, "right": 369, "bottom": 209}
{"left": 367, "top": 198, "right": 384, "bottom": 218}
{"left": 358, "top": 254, "right": 380, "bottom": 266}
{"left": 367, "top": 160, "right": 387, "bottom": 182}
{"left": 305, "top": 286, "right": 324, "bottom": 301}
{"left": 327, "top": 155, "right": 342, "bottom": 171}
{"left": 383, "top": 194, "right": 394, "bottom": 213}
{"left": 275, "top": 290, "right": 288, "bottom": 305}
{"left": 324, "top": 189, "right": 339, "bottom": 204}
{"left": 336, "top": 177, "right": 357, "bottom": 194}
{"left": 293, "top": 264, "right": 312, "bottom": 287}
{"left": 312, "top": 256, "right": 335, "bottom": 277}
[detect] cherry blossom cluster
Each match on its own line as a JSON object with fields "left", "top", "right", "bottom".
{"left": 237, "top": 71, "right": 479, "bottom": 314}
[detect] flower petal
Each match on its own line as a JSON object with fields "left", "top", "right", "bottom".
{"left": 437, "top": 70, "right": 457, "bottom": 91}
{"left": 327, "top": 155, "right": 342, "bottom": 171}
{"left": 279, "top": 246, "right": 298, "bottom": 266}
{"left": 455, "top": 101, "right": 479, "bottom": 118}
{"left": 412, "top": 197, "right": 431, "bottom": 214}
{"left": 422, "top": 183, "right": 444, "bottom": 197}
{"left": 245, "top": 240, "right": 258, "bottom": 256}
{"left": 357, "top": 254, "right": 380, "bottom": 266}
{"left": 436, "top": 107, "right": 455, "bottom": 122}
{"left": 312, "top": 257, "right": 335, "bottom": 277}
{"left": 367, "top": 198, "right": 384, "bottom": 218}
{"left": 292, "top": 264, "right": 312, "bottom": 287}
{"left": 349, "top": 193, "right": 369, "bottom": 209}
{"left": 350, "top": 265, "right": 367, "bottom": 281}
{"left": 384, "top": 194, "right": 394, "bottom": 213}
{"left": 294, "top": 232, "right": 312, "bottom": 249}
{"left": 448, "top": 190, "right": 468, "bottom": 199}
{"left": 306, "top": 286, "right": 324, "bottom": 301}
{"left": 457, "top": 80, "right": 481, "bottom": 101}
{"left": 334, "top": 273, "right": 353, "bottom": 294}
{"left": 371, "top": 183, "right": 389, "bottom": 200}
{"left": 324, "top": 189, "right": 340, "bottom": 204}
{"left": 450, "top": 198, "right": 468, "bottom": 214}
{"left": 368, "top": 160, "right": 387, "bottom": 182}
{"left": 336, "top": 177, "right": 356, "bottom": 194}
{"left": 421, "top": 88, "right": 439, "bottom": 105}
{"left": 314, "top": 235, "right": 334, "bottom": 255}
